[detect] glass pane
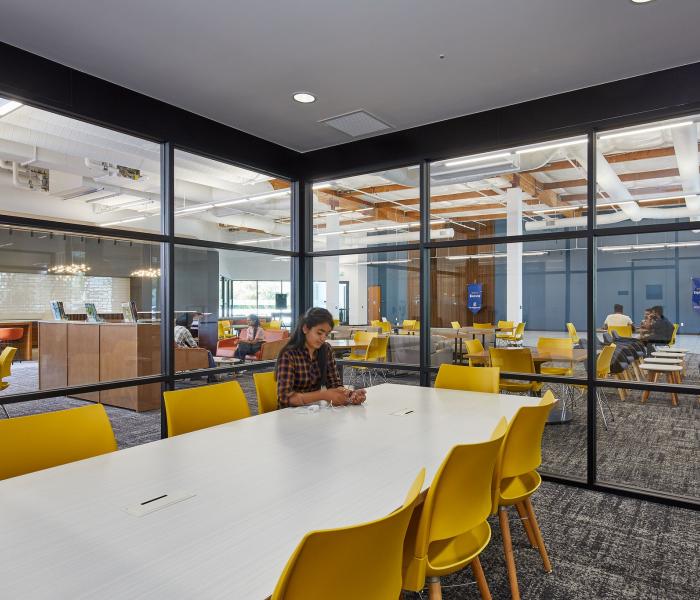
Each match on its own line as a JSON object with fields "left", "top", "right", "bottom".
{"left": 313, "top": 252, "right": 420, "bottom": 365}
{"left": 430, "top": 136, "right": 588, "bottom": 241}
{"left": 595, "top": 232, "right": 698, "bottom": 498}
{"left": 312, "top": 168, "right": 419, "bottom": 251}
{"left": 174, "top": 150, "right": 291, "bottom": 249}
{"left": 0, "top": 97, "right": 161, "bottom": 233}
{"left": 174, "top": 247, "right": 292, "bottom": 372}
{"left": 0, "top": 226, "right": 161, "bottom": 396}
{"left": 431, "top": 239, "right": 588, "bottom": 479}
{"left": 595, "top": 116, "right": 700, "bottom": 230}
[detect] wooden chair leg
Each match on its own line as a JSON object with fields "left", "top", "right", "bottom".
{"left": 666, "top": 372, "right": 679, "bottom": 406}
{"left": 498, "top": 507, "right": 521, "bottom": 600}
{"left": 642, "top": 371, "right": 658, "bottom": 403}
{"left": 524, "top": 498, "right": 552, "bottom": 573}
{"left": 615, "top": 373, "right": 627, "bottom": 401}
{"left": 515, "top": 501, "right": 537, "bottom": 547}
{"left": 471, "top": 556, "right": 492, "bottom": 600}
{"left": 427, "top": 576, "right": 442, "bottom": 600}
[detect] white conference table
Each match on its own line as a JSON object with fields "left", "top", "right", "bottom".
{"left": 0, "top": 384, "right": 539, "bottom": 599}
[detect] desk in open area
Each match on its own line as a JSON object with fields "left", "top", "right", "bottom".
{"left": 0, "top": 383, "right": 538, "bottom": 599}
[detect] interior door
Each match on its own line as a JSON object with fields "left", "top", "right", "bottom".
{"left": 368, "top": 285, "right": 381, "bottom": 323}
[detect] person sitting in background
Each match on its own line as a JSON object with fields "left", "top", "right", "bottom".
{"left": 604, "top": 304, "right": 635, "bottom": 331}
{"left": 275, "top": 307, "right": 366, "bottom": 408}
{"left": 647, "top": 306, "right": 674, "bottom": 345}
{"left": 175, "top": 314, "right": 216, "bottom": 368}
{"left": 233, "top": 314, "right": 266, "bottom": 362}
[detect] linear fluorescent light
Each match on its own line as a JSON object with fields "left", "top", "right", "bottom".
{"left": 356, "top": 259, "right": 412, "bottom": 266}
{"left": 430, "top": 219, "right": 448, "bottom": 224}
{"left": 214, "top": 199, "right": 249, "bottom": 208}
{"left": 313, "top": 182, "right": 334, "bottom": 190}
{"left": 444, "top": 152, "right": 512, "bottom": 168}
{"left": 374, "top": 224, "right": 411, "bottom": 231}
{"left": 597, "top": 193, "right": 695, "bottom": 209}
{"left": 599, "top": 241, "right": 700, "bottom": 252}
{"left": 446, "top": 251, "right": 547, "bottom": 260}
{"left": 237, "top": 236, "right": 285, "bottom": 245}
{"left": 253, "top": 190, "right": 290, "bottom": 200}
{"left": 0, "top": 99, "right": 22, "bottom": 117}
{"left": 516, "top": 140, "right": 586, "bottom": 155}
{"left": 600, "top": 121, "right": 693, "bottom": 141}
{"left": 175, "top": 204, "right": 213, "bottom": 214}
{"left": 100, "top": 216, "right": 147, "bottom": 227}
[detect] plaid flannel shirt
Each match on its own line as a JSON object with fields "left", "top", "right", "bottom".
{"left": 276, "top": 343, "right": 341, "bottom": 408}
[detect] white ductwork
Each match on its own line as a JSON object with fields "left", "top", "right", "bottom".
{"left": 197, "top": 211, "right": 291, "bottom": 237}
{"left": 315, "top": 227, "right": 454, "bottom": 248}
{"left": 671, "top": 124, "right": 700, "bottom": 219}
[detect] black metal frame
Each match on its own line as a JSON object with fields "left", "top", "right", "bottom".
{"left": 0, "top": 45, "right": 698, "bottom": 509}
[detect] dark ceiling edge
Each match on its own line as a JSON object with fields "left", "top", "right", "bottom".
{"left": 0, "top": 41, "right": 300, "bottom": 179}
{"left": 300, "top": 61, "right": 700, "bottom": 181}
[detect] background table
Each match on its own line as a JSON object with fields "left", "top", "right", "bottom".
{"left": 0, "top": 384, "right": 538, "bottom": 600}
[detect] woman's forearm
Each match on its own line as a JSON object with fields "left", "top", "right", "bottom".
{"left": 287, "top": 390, "right": 329, "bottom": 406}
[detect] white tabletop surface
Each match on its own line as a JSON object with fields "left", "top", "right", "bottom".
{"left": 0, "top": 384, "right": 539, "bottom": 600}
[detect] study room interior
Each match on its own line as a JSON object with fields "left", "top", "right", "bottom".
{"left": 0, "top": 6, "right": 698, "bottom": 598}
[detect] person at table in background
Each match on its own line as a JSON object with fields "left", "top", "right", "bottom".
{"left": 175, "top": 314, "right": 216, "bottom": 368}
{"left": 646, "top": 305, "right": 674, "bottom": 345}
{"left": 233, "top": 314, "right": 266, "bottom": 362}
{"left": 275, "top": 307, "right": 366, "bottom": 408}
{"left": 603, "top": 304, "right": 635, "bottom": 332}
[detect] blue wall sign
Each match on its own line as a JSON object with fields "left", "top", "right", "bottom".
{"left": 693, "top": 278, "right": 700, "bottom": 311}
{"left": 467, "top": 283, "right": 482, "bottom": 314}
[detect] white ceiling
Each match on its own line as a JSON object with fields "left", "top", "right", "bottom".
{"left": 1, "top": 1, "right": 699, "bottom": 152}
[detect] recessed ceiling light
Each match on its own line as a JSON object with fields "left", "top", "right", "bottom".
{"left": 630, "top": 0, "right": 655, "bottom": 3}
{"left": 293, "top": 92, "right": 316, "bottom": 104}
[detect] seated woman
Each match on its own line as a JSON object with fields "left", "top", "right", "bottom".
{"left": 233, "top": 314, "right": 266, "bottom": 362}
{"left": 275, "top": 307, "right": 366, "bottom": 408}
{"left": 174, "top": 314, "right": 216, "bottom": 369}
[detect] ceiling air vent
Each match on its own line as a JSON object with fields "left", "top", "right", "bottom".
{"left": 320, "top": 110, "right": 391, "bottom": 137}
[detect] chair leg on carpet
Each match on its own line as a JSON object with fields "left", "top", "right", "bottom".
{"left": 596, "top": 390, "right": 609, "bottom": 430}
{"left": 427, "top": 576, "right": 442, "bottom": 600}
{"left": 524, "top": 498, "right": 552, "bottom": 573}
{"left": 499, "top": 506, "right": 521, "bottom": 600}
{"left": 1, "top": 403, "right": 9, "bottom": 419}
{"left": 471, "top": 556, "right": 492, "bottom": 600}
{"left": 515, "top": 501, "right": 537, "bottom": 547}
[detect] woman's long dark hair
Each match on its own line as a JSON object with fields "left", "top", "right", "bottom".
{"left": 275, "top": 307, "right": 334, "bottom": 385}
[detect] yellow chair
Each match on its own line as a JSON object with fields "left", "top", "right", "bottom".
{"left": 465, "top": 338, "right": 487, "bottom": 366}
{"left": 218, "top": 320, "right": 233, "bottom": 339}
{"left": 492, "top": 392, "right": 557, "bottom": 600}
{"left": 536, "top": 337, "right": 574, "bottom": 377}
{"left": 268, "top": 319, "right": 282, "bottom": 330}
{"left": 450, "top": 321, "right": 461, "bottom": 330}
{"left": 472, "top": 322, "right": 493, "bottom": 329}
{"left": 435, "top": 364, "right": 500, "bottom": 393}
{"left": 379, "top": 321, "right": 391, "bottom": 333}
{"left": 573, "top": 344, "right": 616, "bottom": 428}
{"left": 349, "top": 336, "right": 389, "bottom": 386}
{"left": 163, "top": 381, "right": 250, "bottom": 437}
{"left": 333, "top": 318, "right": 340, "bottom": 328}
{"left": 271, "top": 469, "right": 425, "bottom": 600}
{"left": 253, "top": 371, "right": 278, "bottom": 414}
{"left": 348, "top": 330, "right": 377, "bottom": 360}
{"left": 566, "top": 322, "right": 580, "bottom": 345}
{"left": 669, "top": 323, "right": 679, "bottom": 347}
{"left": 370, "top": 319, "right": 382, "bottom": 328}
{"left": 0, "top": 346, "right": 17, "bottom": 418}
{"left": 608, "top": 324, "right": 632, "bottom": 338}
{"left": 0, "top": 404, "right": 117, "bottom": 481}
{"left": 496, "top": 322, "right": 526, "bottom": 346}
{"left": 401, "top": 319, "right": 417, "bottom": 332}
{"left": 488, "top": 348, "right": 542, "bottom": 395}
{"left": 402, "top": 420, "right": 507, "bottom": 600}
{"left": 495, "top": 321, "right": 515, "bottom": 346}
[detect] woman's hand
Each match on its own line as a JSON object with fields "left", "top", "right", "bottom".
{"left": 326, "top": 387, "right": 351, "bottom": 406}
{"left": 348, "top": 388, "right": 366, "bottom": 405}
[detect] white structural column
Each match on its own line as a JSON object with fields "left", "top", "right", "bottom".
{"left": 506, "top": 187, "right": 523, "bottom": 323}
{"left": 325, "top": 213, "right": 340, "bottom": 317}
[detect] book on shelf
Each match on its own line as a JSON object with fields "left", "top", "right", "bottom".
{"left": 121, "top": 301, "right": 138, "bottom": 323}
{"left": 85, "top": 303, "right": 102, "bottom": 322}
{"left": 49, "top": 300, "right": 66, "bottom": 320}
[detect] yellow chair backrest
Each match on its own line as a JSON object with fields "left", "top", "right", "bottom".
{"left": 404, "top": 421, "right": 506, "bottom": 590}
{"left": 253, "top": 371, "right": 278, "bottom": 414}
{"left": 434, "top": 364, "right": 500, "bottom": 393}
{"left": 271, "top": 469, "right": 425, "bottom": 600}
{"left": 473, "top": 322, "right": 492, "bottom": 329}
{"left": 608, "top": 324, "right": 632, "bottom": 337}
{"left": 670, "top": 323, "right": 679, "bottom": 346}
{"left": 349, "top": 330, "right": 376, "bottom": 359}
{"left": 370, "top": 320, "right": 382, "bottom": 328}
{"left": 489, "top": 347, "right": 536, "bottom": 374}
{"left": 333, "top": 318, "right": 340, "bottom": 327}
{"left": 596, "top": 344, "right": 616, "bottom": 378}
{"left": 492, "top": 392, "right": 557, "bottom": 512}
{"left": 0, "top": 346, "right": 17, "bottom": 380}
{"left": 0, "top": 404, "right": 117, "bottom": 481}
{"left": 450, "top": 321, "right": 461, "bottom": 330}
{"left": 380, "top": 321, "right": 391, "bottom": 333}
{"left": 217, "top": 321, "right": 226, "bottom": 338}
{"left": 536, "top": 337, "right": 574, "bottom": 356}
{"left": 513, "top": 322, "right": 526, "bottom": 338}
{"left": 566, "top": 322, "right": 580, "bottom": 344}
{"left": 268, "top": 320, "right": 282, "bottom": 330}
{"left": 163, "top": 381, "right": 250, "bottom": 437}
{"left": 402, "top": 319, "right": 417, "bottom": 330}
{"left": 497, "top": 320, "right": 514, "bottom": 331}
{"left": 364, "top": 336, "right": 389, "bottom": 362}
{"left": 465, "top": 338, "right": 485, "bottom": 354}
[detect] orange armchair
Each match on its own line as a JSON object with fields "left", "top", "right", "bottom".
{"left": 217, "top": 328, "right": 288, "bottom": 360}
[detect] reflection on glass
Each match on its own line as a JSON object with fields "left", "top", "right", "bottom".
{"left": 173, "top": 150, "right": 291, "bottom": 249}
{"left": 0, "top": 97, "right": 162, "bottom": 232}
{"left": 430, "top": 136, "right": 588, "bottom": 240}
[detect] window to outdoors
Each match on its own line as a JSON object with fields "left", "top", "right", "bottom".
{"left": 430, "top": 136, "right": 588, "bottom": 240}
{"left": 0, "top": 96, "right": 162, "bottom": 233}
{"left": 174, "top": 150, "right": 291, "bottom": 249}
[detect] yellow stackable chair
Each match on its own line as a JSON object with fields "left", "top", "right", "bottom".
{"left": 218, "top": 320, "right": 234, "bottom": 339}
{"left": 271, "top": 469, "right": 425, "bottom": 600}
{"left": 380, "top": 321, "right": 391, "bottom": 333}
{"left": 497, "top": 322, "right": 526, "bottom": 346}
{"left": 0, "top": 404, "right": 117, "bottom": 481}
{"left": 573, "top": 344, "right": 616, "bottom": 428}
{"left": 401, "top": 319, "right": 417, "bottom": 332}
{"left": 472, "top": 322, "right": 493, "bottom": 329}
{"left": 450, "top": 321, "right": 462, "bottom": 330}
{"left": 349, "top": 336, "right": 389, "bottom": 387}
{"left": 348, "top": 330, "right": 377, "bottom": 360}
{"left": 434, "top": 364, "right": 500, "bottom": 394}
{"left": 465, "top": 338, "right": 487, "bottom": 366}
{"left": 253, "top": 371, "right": 278, "bottom": 414}
{"left": 163, "top": 380, "right": 250, "bottom": 437}
{"left": 607, "top": 324, "right": 632, "bottom": 338}
{"left": 489, "top": 348, "right": 542, "bottom": 395}
{"left": 495, "top": 321, "right": 515, "bottom": 346}
{"left": 0, "top": 346, "right": 17, "bottom": 418}
{"left": 536, "top": 337, "right": 574, "bottom": 377}
{"left": 492, "top": 392, "right": 557, "bottom": 600}
{"left": 402, "top": 420, "right": 507, "bottom": 600}
{"left": 566, "top": 322, "right": 580, "bottom": 345}
{"left": 268, "top": 320, "right": 282, "bottom": 330}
